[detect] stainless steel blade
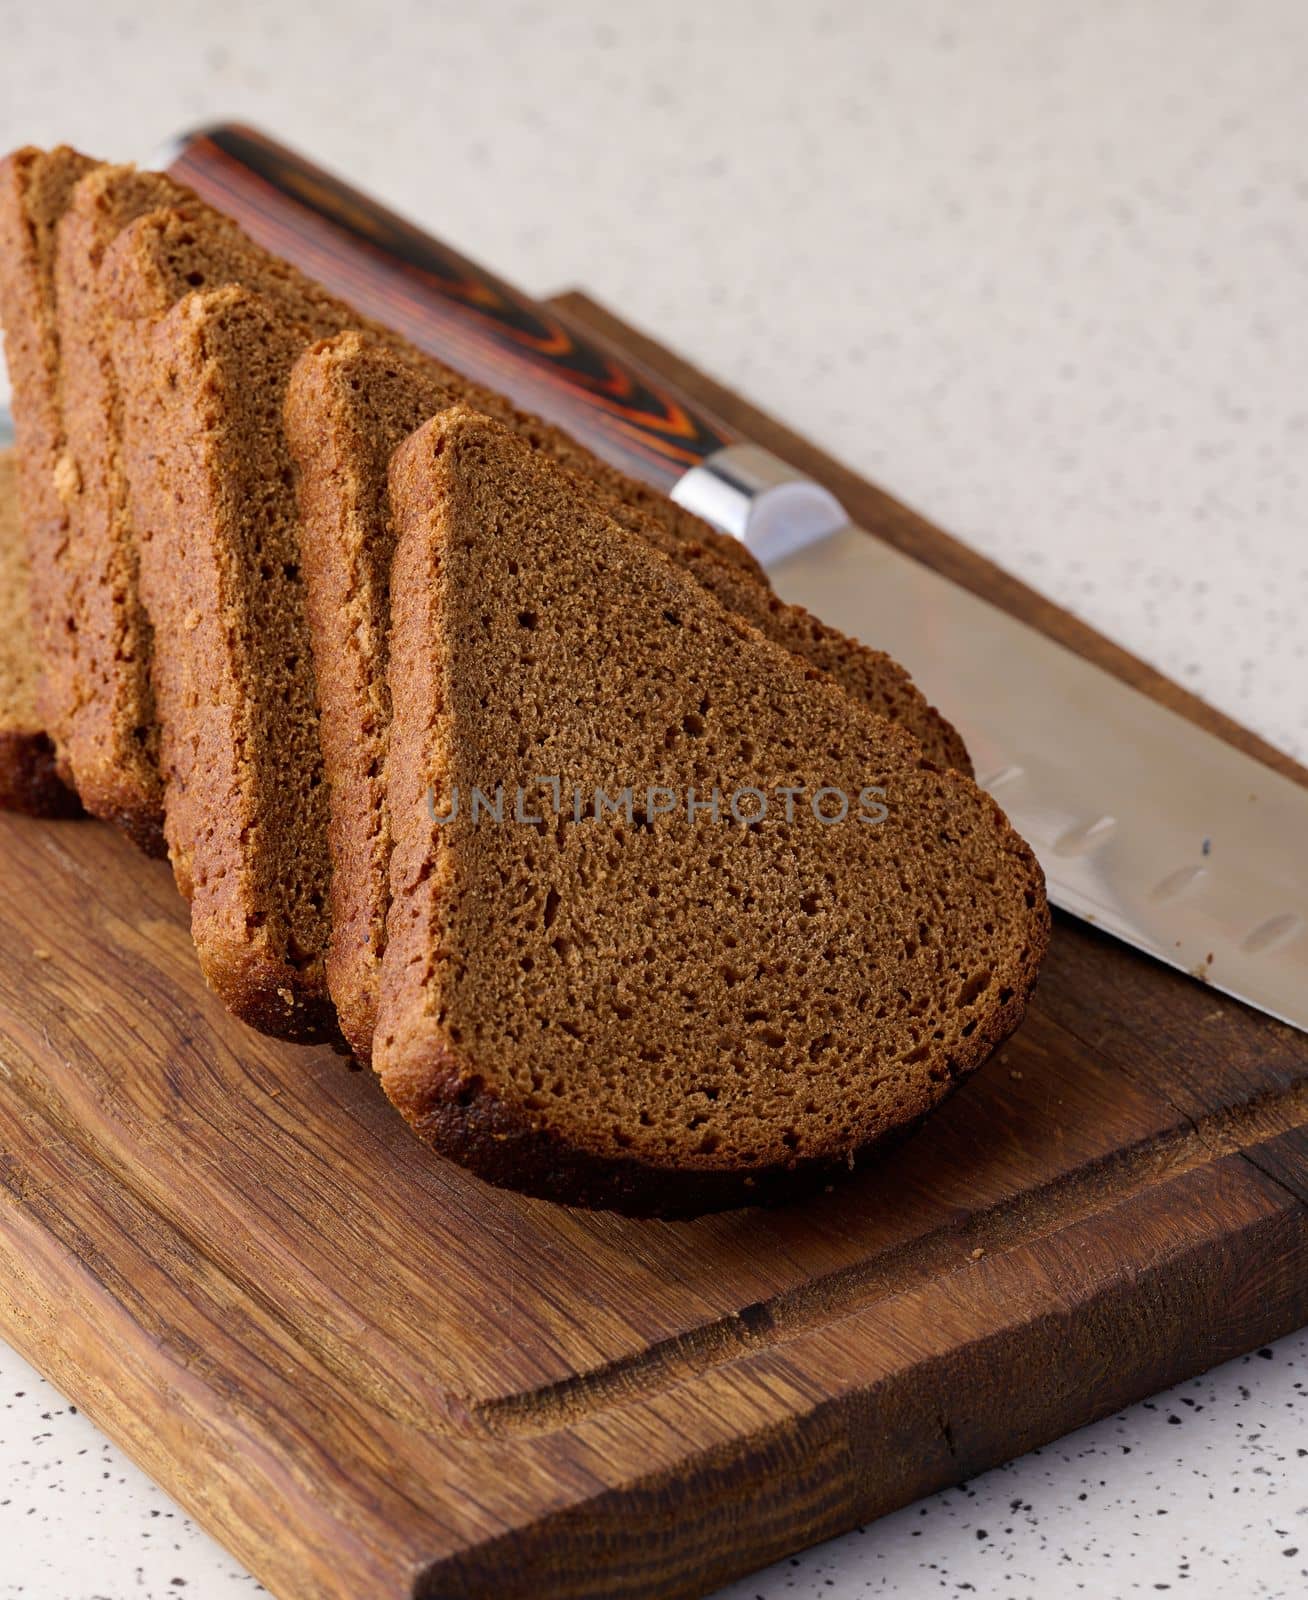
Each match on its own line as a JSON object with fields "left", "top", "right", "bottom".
{"left": 674, "top": 446, "right": 1308, "bottom": 1032}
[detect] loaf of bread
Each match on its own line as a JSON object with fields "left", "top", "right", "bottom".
{"left": 378, "top": 407, "right": 1048, "bottom": 1215}
{"left": 0, "top": 450, "right": 81, "bottom": 816}
{"left": 287, "top": 331, "right": 972, "bottom": 1062}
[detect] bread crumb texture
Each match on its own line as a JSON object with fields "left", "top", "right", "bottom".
{"left": 378, "top": 408, "right": 1048, "bottom": 1215}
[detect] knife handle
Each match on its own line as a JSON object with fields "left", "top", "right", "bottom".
{"left": 161, "top": 122, "right": 737, "bottom": 494}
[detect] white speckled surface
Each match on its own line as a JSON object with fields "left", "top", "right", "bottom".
{"left": 1, "top": 2, "right": 1305, "bottom": 1596}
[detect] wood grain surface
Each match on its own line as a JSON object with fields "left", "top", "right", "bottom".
{"left": 0, "top": 296, "right": 1305, "bottom": 1600}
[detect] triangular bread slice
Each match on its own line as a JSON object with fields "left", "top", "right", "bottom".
{"left": 0, "top": 450, "right": 81, "bottom": 815}
{"left": 110, "top": 283, "right": 346, "bottom": 1041}
{"left": 0, "top": 144, "right": 96, "bottom": 816}
{"left": 58, "top": 182, "right": 361, "bottom": 856}
{"left": 49, "top": 164, "right": 216, "bottom": 851}
{"left": 378, "top": 407, "right": 1048, "bottom": 1216}
{"left": 286, "top": 331, "right": 972, "bottom": 1062}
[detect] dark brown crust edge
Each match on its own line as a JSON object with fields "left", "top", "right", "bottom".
{"left": 68, "top": 772, "right": 165, "bottom": 856}
{"left": 385, "top": 878, "right": 1050, "bottom": 1220}
{"left": 196, "top": 931, "right": 344, "bottom": 1048}
{"left": 0, "top": 730, "right": 83, "bottom": 819}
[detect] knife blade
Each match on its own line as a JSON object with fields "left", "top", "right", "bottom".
{"left": 128, "top": 126, "right": 1295, "bottom": 1031}
{"left": 674, "top": 445, "right": 1308, "bottom": 1030}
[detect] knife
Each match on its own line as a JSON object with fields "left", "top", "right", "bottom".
{"left": 154, "top": 123, "right": 1307, "bottom": 1033}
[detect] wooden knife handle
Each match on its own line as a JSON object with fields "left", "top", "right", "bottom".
{"left": 163, "top": 122, "right": 737, "bottom": 492}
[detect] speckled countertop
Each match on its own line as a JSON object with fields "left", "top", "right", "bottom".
{"left": 1, "top": 2, "right": 1305, "bottom": 1596}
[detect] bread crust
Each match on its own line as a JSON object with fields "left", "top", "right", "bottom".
{"left": 0, "top": 730, "right": 83, "bottom": 818}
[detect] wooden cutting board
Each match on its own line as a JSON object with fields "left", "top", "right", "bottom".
{"left": 1, "top": 294, "right": 1306, "bottom": 1600}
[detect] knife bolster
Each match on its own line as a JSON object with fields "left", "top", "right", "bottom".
{"left": 671, "top": 443, "right": 848, "bottom": 564}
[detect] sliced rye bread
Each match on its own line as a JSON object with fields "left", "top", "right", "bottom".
{"left": 0, "top": 144, "right": 96, "bottom": 812}
{"left": 286, "top": 331, "right": 972, "bottom": 1062}
{"left": 378, "top": 406, "right": 1049, "bottom": 1216}
{"left": 49, "top": 164, "right": 213, "bottom": 852}
{"left": 47, "top": 178, "right": 759, "bottom": 856}
{"left": 0, "top": 450, "right": 81, "bottom": 816}
{"left": 58, "top": 183, "right": 350, "bottom": 858}
{"left": 110, "top": 284, "right": 346, "bottom": 1042}
{"left": 95, "top": 199, "right": 769, "bottom": 1038}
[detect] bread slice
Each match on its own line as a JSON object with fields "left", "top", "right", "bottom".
{"left": 0, "top": 449, "right": 81, "bottom": 816}
{"left": 48, "top": 165, "right": 208, "bottom": 852}
{"left": 110, "top": 284, "right": 349, "bottom": 1041}
{"left": 287, "top": 332, "right": 972, "bottom": 1062}
{"left": 0, "top": 145, "right": 97, "bottom": 789}
{"left": 55, "top": 185, "right": 359, "bottom": 857}
{"left": 378, "top": 407, "right": 1048, "bottom": 1216}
